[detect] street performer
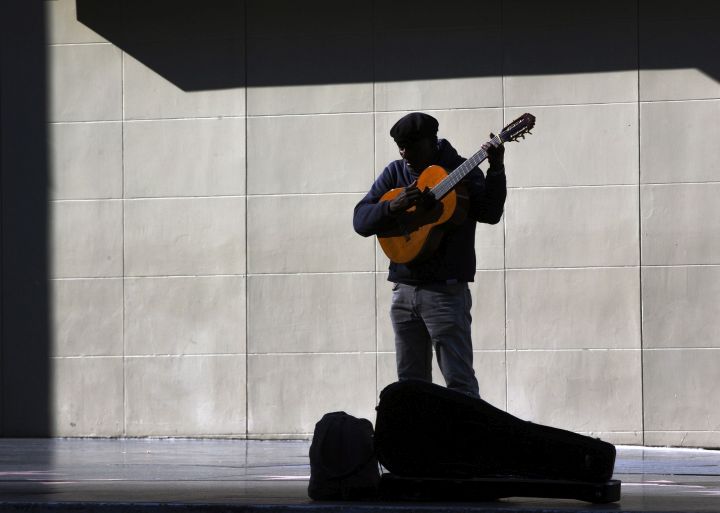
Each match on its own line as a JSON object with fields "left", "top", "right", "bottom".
{"left": 353, "top": 112, "right": 507, "bottom": 398}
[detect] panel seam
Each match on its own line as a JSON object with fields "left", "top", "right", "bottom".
{"left": 244, "top": 0, "right": 250, "bottom": 440}
{"left": 637, "top": 0, "right": 645, "bottom": 446}
{"left": 121, "top": 35, "right": 127, "bottom": 438}
{"left": 371, "top": 0, "right": 379, "bottom": 406}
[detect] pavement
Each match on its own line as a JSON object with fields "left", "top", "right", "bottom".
{"left": 1, "top": 439, "right": 720, "bottom": 513}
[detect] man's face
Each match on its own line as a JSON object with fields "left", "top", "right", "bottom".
{"left": 398, "top": 137, "right": 437, "bottom": 174}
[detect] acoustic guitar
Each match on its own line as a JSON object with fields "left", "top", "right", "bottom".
{"left": 378, "top": 113, "right": 535, "bottom": 264}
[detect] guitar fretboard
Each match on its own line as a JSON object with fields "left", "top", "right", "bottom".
{"left": 430, "top": 135, "right": 502, "bottom": 199}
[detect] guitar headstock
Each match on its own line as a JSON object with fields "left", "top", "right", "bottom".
{"left": 499, "top": 113, "right": 536, "bottom": 143}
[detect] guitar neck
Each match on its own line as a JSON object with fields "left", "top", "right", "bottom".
{"left": 430, "top": 135, "right": 502, "bottom": 200}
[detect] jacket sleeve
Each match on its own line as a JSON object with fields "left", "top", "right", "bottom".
{"left": 465, "top": 164, "right": 507, "bottom": 225}
{"left": 353, "top": 168, "right": 399, "bottom": 237}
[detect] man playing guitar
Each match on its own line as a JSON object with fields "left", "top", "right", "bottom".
{"left": 353, "top": 112, "right": 507, "bottom": 398}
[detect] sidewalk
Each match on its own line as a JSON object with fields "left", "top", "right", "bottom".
{"left": 1, "top": 439, "right": 719, "bottom": 512}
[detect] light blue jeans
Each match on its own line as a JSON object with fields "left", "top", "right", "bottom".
{"left": 390, "top": 282, "right": 480, "bottom": 398}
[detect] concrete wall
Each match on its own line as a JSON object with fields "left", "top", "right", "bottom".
{"left": 1, "top": 0, "right": 718, "bottom": 445}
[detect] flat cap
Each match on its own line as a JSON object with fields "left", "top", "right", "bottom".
{"left": 390, "top": 112, "right": 439, "bottom": 145}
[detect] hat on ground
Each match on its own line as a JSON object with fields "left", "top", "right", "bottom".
{"left": 390, "top": 112, "right": 439, "bottom": 145}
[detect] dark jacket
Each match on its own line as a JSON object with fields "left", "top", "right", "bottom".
{"left": 353, "top": 139, "right": 506, "bottom": 284}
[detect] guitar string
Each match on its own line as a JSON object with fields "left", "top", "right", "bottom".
{"left": 430, "top": 134, "right": 501, "bottom": 199}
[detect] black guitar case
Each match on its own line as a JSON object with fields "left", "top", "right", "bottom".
{"left": 375, "top": 380, "right": 619, "bottom": 502}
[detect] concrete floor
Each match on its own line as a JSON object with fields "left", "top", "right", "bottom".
{"left": 1, "top": 439, "right": 719, "bottom": 512}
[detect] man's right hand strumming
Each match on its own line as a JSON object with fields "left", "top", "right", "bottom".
{"left": 389, "top": 180, "right": 421, "bottom": 214}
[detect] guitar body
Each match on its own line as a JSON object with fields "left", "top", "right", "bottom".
{"left": 378, "top": 165, "right": 468, "bottom": 264}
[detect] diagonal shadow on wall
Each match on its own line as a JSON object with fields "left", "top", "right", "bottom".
{"left": 75, "top": 0, "right": 720, "bottom": 92}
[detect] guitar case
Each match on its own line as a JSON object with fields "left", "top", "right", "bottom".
{"left": 375, "top": 380, "right": 619, "bottom": 503}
